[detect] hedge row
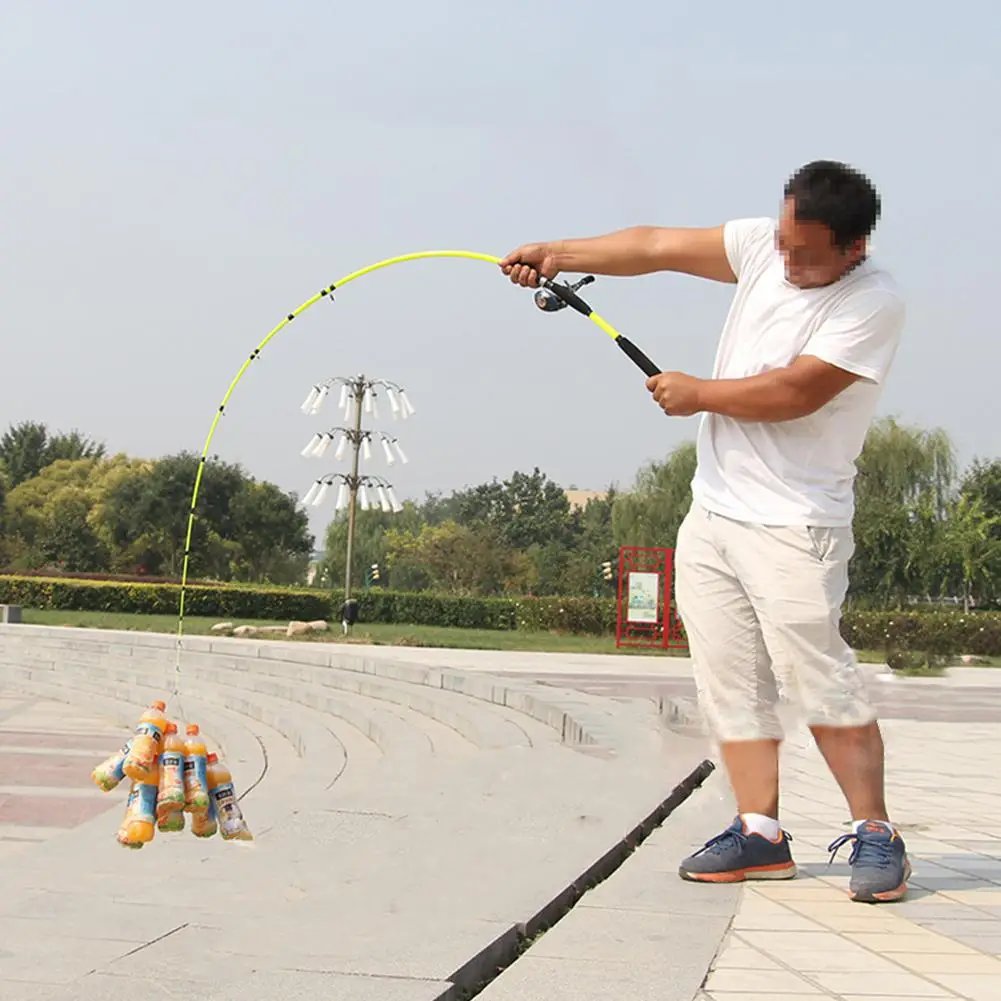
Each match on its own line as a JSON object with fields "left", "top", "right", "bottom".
{"left": 840, "top": 610, "right": 1001, "bottom": 656}
{"left": 0, "top": 575, "right": 330, "bottom": 621}
{"left": 4, "top": 574, "right": 1001, "bottom": 654}
{"left": 0, "top": 575, "right": 626, "bottom": 636}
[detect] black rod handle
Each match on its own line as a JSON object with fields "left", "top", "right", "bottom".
{"left": 616, "top": 335, "right": 661, "bottom": 378}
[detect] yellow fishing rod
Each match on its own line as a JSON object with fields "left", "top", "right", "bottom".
{"left": 171, "top": 249, "right": 661, "bottom": 686}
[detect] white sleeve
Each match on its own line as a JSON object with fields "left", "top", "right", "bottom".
{"left": 723, "top": 217, "right": 775, "bottom": 281}
{"left": 802, "top": 287, "right": 905, "bottom": 384}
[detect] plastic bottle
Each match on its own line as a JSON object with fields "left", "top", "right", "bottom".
{"left": 123, "top": 700, "right": 168, "bottom": 782}
{"left": 157, "top": 722, "right": 186, "bottom": 812}
{"left": 158, "top": 808, "right": 185, "bottom": 833}
{"left": 116, "top": 783, "right": 144, "bottom": 849}
{"left": 182, "top": 724, "right": 210, "bottom": 814}
{"left": 91, "top": 737, "right": 134, "bottom": 792}
{"left": 190, "top": 796, "right": 218, "bottom": 839}
{"left": 206, "top": 752, "right": 253, "bottom": 841}
{"left": 125, "top": 764, "right": 159, "bottom": 845}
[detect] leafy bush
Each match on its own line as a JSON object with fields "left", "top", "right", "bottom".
{"left": 0, "top": 575, "right": 331, "bottom": 621}
{"left": 341, "top": 590, "right": 517, "bottom": 631}
{"left": 840, "top": 610, "right": 1001, "bottom": 656}
{"left": 6, "top": 573, "right": 1000, "bottom": 656}
{"left": 513, "top": 596, "right": 619, "bottom": 635}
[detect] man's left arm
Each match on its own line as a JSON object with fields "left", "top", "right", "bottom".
{"left": 648, "top": 288, "right": 905, "bottom": 422}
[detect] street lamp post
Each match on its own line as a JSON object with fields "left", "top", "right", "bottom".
{"left": 299, "top": 374, "right": 413, "bottom": 633}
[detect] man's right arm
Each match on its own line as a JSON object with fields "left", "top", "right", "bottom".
{"left": 500, "top": 225, "right": 736, "bottom": 287}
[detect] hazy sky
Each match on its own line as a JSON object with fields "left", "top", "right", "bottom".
{"left": 2, "top": 3, "right": 999, "bottom": 542}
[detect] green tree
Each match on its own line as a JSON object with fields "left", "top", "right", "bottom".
{"left": 452, "top": 468, "right": 575, "bottom": 549}
{"left": 612, "top": 442, "right": 697, "bottom": 548}
{"left": 939, "top": 495, "right": 1001, "bottom": 611}
{"left": 849, "top": 418, "right": 958, "bottom": 608}
{"left": 959, "top": 459, "right": 1001, "bottom": 534}
{"left": 93, "top": 452, "right": 311, "bottom": 581}
{"left": 0, "top": 421, "right": 105, "bottom": 489}
{"left": 229, "top": 480, "right": 313, "bottom": 583}
{"left": 2, "top": 458, "right": 109, "bottom": 570}
{"left": 322, "top": 504, "right": 424, "bottom": 591}
{"left": 384, "top": 520, "right": 533, "bottom": 596}
{"left": 854, "top": 417, "right": 956, "bottom": 517}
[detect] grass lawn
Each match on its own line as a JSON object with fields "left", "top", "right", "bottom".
{"left": 19, "top": 609, "right": 686, "bottom": 657}
{"left": 18, "top": 610, "right": 1001, "bottom": 666}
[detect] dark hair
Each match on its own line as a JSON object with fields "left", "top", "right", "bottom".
{"left": 784, "top": 160, "right": 881, "bottom": 249}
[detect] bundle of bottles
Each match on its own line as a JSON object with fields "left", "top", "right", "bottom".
{"left": 91, "top": 700, "right": 253, "bottom": 848}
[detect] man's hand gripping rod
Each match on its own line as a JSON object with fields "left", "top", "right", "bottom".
{"left": 532, "top": 275, "right": 663, "bottom": 378}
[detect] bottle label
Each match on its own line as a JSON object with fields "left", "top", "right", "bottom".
{"left": 211, "top": 781, "right": 245, "bottom": 835}
{"left": 183, "top": 755, "right": 208, "bottom": 789}
{"left": 123, "top": 783, "right": 140, "bottom": 819}
{"left": 109, "top": 739, "right": 133, "bottom": 781}
{"left": 135, "top": 781, "right": 157, "bottom": 824}
{"left": 134, "top": 721, "right": 164, "bottom": 744}
{"left": 161, "top": 750, "right": 183, "bottom": 773}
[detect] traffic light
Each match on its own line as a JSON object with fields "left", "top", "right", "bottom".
{"left": 370, "top": 562, "right": 381, "bottom": 584}
{"left": 601, "top": 560, "right": 614, "bottom": 581}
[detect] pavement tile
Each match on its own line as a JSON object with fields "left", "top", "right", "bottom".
{"left": 704, "top": 967, "right": 824, "bottom": 993}
{"left": 924, "top": 973, "right": 1001, "bottom": 1000}
{"left": 5, "top": 640, "right": 1001, "bottom": 1001}
{"left": 891, "top": 953, "right": 1001, "bottom": 975}
{"left": 807, "top": 971, "right": 955, "bottom": 996}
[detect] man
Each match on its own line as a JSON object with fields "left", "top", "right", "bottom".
{"left": 500, "top": 160, "right": 909, "bottom": 903}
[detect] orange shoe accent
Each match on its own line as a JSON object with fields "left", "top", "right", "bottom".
{"left": 681, "top": 860, "right": 797, "bottom": 884}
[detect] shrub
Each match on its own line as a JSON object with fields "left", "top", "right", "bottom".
{"left": 0, "top": 575, "right": 331, "bottom": 621}
{"left": 840, "top": 610, "right": 1001, "bottom": 656}
{"left": 513, "top": 596, "right": 618, "bottom": 635}
{"left": 340, "top": 590, "right": 517, "bottom": 631}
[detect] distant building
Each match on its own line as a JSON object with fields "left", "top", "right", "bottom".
{"left": 565, "top": 489, "right": 608, "bottom": 512}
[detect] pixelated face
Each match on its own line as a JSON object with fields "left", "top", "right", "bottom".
{"left": 775, "top": 197, "right": 864, "bottom": 289}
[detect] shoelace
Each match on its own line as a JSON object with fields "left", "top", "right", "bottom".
{"left": 827, "top": 831, "right": 895, "bottom": 869}
{"left": 691, "top": 826, "right": 793, "bottom": 858}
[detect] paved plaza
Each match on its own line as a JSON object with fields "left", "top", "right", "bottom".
{"left": 1, "top": 625, "right": 999, "bottom": 1000}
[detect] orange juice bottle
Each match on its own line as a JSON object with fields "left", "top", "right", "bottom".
{"left": 92, "top": 737, "right": 134, "bottom": 792}
{"left": 206, "top": 752, "right": 252, "bottom": 841}
{"left": 116, "top": 783, "right": 144, "bottom": 849}
{"left": 190, "top": 797, "right": 218, "bottom": 839}
{"left": 123, "top": 700, "right": 168, "bottom": 782}
{"left": 157, "top": 723, "right": 186, "bottom": 812}
{"left": 125, "top": 764, "right": 159, "bottom": 844}
{"left": 182, "top": 724, "right": 209, "bottom": 814}
{"left": 158, "top": 807, "right": 185, "bottom": 833}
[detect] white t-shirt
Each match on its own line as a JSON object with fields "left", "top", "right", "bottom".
{"left": 690, "top": 216, "right": 905, "bottom": 528}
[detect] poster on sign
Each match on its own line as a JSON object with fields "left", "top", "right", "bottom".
{"left": 614, "top": 546, "right": 687, "bottom": 650}
{"left": 626, "top": 572, "right": 660, "bottom": 623}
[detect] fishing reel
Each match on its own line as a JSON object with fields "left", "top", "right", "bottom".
{"left": 533, "top": 274, "right": 596, "bottom": 313}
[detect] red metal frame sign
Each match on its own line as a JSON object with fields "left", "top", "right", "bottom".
{"left": 615, "top": 546, "right": 688, "bottom": 650}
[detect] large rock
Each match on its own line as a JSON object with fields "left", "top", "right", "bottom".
{"left": 308, "top": 620, "right": 329, "bottom": 632}
{"left": 211, "top": 622, "right": 234, "bottom": 635}
{"left": 233, "top": 624, "right": 258, "bottom": 637}
{"left": 286, "top": 620, "right": 312, "bottom": 638}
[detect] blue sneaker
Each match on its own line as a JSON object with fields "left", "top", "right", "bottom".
{"left": 679, "top": 817, "right": 797, "bottom": 883}
{"left": 828, "top": 821, "right": 912, "bottom": 902}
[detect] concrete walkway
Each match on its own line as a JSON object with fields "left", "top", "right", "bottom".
{"left": 1, "top": 625, "right": 999, "bottom": 1000}
{"left": 481, "top": 713, "right": 1001, "bottom": 1001}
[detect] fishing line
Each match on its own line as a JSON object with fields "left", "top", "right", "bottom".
{"left": 171, "top": 249, "right": 661, "bottom": 689}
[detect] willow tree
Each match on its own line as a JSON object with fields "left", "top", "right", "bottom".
{"left": 850, "top": 417, "right": 958, "bottom": 608}
{"left": 612, "top": 442, "right": 697, "bottom": 550}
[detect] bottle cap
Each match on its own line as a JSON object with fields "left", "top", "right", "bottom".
{"left": 153, "top": 701, "right": 166, "bottom": 711}
{"left": 207, "top": 752, "right": 218, "bottom": 764}
{"left": 165, "top": 722, "right": 177, "bottom": 735}
{"left": 186, "top": 724, "right": 200, "bottom": 735}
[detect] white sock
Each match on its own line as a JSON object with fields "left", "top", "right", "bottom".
{"left": 741, "top": 813, "right": 781, "bottom": 840}
{"left": 853, "top": 819, "right": 894, "bottom": 835}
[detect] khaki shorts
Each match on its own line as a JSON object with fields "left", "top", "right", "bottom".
{"left": 675, "top": 503, "right": 877, "bottom": 742}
